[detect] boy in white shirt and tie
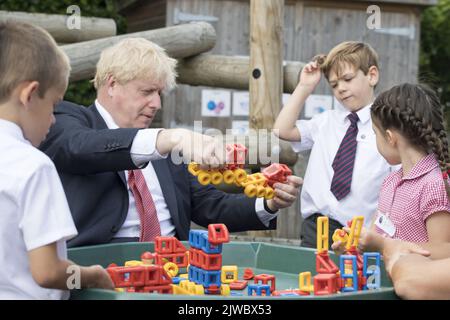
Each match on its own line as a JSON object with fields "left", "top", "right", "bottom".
{"left": 274, "top": 41, "right": 395, "bottom": 248}
{"left": 0, "top": 21, "right": 115, "bottom": 299}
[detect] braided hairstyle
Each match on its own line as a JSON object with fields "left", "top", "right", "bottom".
{"left": 371, "top": 83, "right": 450, "bottom": 198}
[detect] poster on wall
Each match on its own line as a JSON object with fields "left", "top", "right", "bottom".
{"left": 231, "top": 120, "right": 249, "bottom": 135}
{"left": 232, "top": 91, "right": 249, "bottom": 116}
{"left": 304, "top": 94, "right": 333, "bottom": 118}
{"left": 201, "top": 89, "right": 231, "bottom": 117}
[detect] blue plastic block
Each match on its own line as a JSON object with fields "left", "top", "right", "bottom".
{"left": 340, "top": 255, "right": 358, "bottom": 292}
{"left": 200, "top": 232, "right": 222, "bottom": 254}
{"left": 171, "top": 277, "right": 181, "bottom": 285}
{"left": 363, "top": 252, "right": 381, "bottom": 290}
{"left": 248, "top": 284, "right": 271, "bottom": 296}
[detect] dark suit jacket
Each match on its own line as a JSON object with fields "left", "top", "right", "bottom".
{"left": 40, "top": 101, "right": 276, "bottom": 247}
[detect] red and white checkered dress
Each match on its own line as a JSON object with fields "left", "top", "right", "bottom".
{"left": 375, "top": 153, "right": 450, "bottom": 242}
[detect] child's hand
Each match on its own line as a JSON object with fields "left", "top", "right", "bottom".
{"left": 297, "top": 60, "right": 322, "bottom": 93}
{"left": 331, "top": 240, "right": 347, "bottom": 256}
{"left": 89, "top": 265, "right": 115, "bottom": 290}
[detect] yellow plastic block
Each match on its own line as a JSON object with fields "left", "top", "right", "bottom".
{"left": 163, "top": 262, "right": 179, "bottom": 278}
{"left": 223, "top": 170, "right": 235, "bottom": 184}
{"left": 220, "top": 284, "right": 231, "bottom": 296}
{"left": 210, "top": 171, "right": 223, "bottom": 185}
{"left": 346, "top": 216, "right": 364, "bottom": 250}
{"left": 233, "top": 169, "right": 247, "bottom": 184}
{"left": 198, "top": 171, "right": 211, "bottom": 185}
{"left": 124, "top": 260, "right": 143, "bottom": 267}
{"left": 299, "top": 272, "right": 314, "bottom": 293}
{"left": 179, "top": 273, "right": 188, "bottom": 279}
{"left": 317, "top": 216, "right": 329, "bottom": 253}
{"left": 188, "top": 162, "right": 201, "bottom": 176}
{"left": 221, "top": 266, "right": 238, "bottom": 284}
{"left": 264, "top": 187, "right": 274, "bottom": 199}
{"left": 332, "top": 229, "right": 349, "bottom": 244}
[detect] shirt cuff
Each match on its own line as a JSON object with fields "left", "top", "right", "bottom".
{"left": 130, "top": 128, "right": 168, "bottom": 167}
{"left": 255, "top": 198, "right": 278, "bottom": 227}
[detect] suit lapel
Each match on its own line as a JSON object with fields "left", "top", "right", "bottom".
{"left": 152, "top": 159, "right": 181, "bottom": 231}
{"left": 88, "top": 104, "right": 127, "bottom": 186}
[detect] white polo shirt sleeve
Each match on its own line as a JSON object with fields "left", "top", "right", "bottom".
{"left": 19, "top": 161, "right": 78, "bottom": 252}
{"left": 131, "top": 128, "right": 168, "bottom": 167}
{"left": 290, "top": 112, "right": 327, "bottom": 152}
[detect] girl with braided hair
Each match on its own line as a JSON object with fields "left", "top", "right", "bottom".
{"left": 333, "top": 83, "right": 450, "bottom": 256}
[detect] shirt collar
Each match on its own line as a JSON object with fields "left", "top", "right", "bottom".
{"left": 339, "top": 103, "right": 372, "bottom": 125}
{"left": 400, "top": 153, "right": 439, "bottom": 181}
{"left": 95, "top": 99, "right": 119, "bottom": 129}
{"left": 0, "top": 118, "right": 28, "bottom": 143}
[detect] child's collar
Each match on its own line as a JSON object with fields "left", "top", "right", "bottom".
{"left": 339, "top": 103, "right": 372, "bottom": 124}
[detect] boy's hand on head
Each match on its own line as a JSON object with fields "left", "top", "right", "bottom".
{"left": 297, "top": 60, "right": 322, "bottom": 94}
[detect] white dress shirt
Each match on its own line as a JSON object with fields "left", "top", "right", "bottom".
{"left": 95, "top": 100, "right": 276, "bottom": 238}
{"left": 291, "top": 104, "right": 396, "bottom": 227}
{"left": 0, "top": 119, "right": 78, "bottom": 299}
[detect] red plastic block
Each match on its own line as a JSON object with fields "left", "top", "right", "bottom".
{"left": 154, "top": 237, "right": 175, "bottom": 254}
{"left": 254, "top": 274, "right": 276, "bottom": 292}
{"left": 243, "top": 268, "right": 254, "bottom": 280}
{"left": 346, "top": 247, "right": 364, "bottom": 271}
{"left": 189, "top": 248, "right": 222, "bottom": 270}
{"left": 316, "top": 252, "right": 339, "bottom": 274}
{"left": 229, "top": 280, "right": 248, "bottom": 290}
{"left": 208, "top": 224, "right": 230, "bottom": 245}
{"left": 272, "top": 289, "right": 309, "bottom": 296}
{"left": 314, "top": 273, "right": 338, "bottom": 296}
{"left": 261, "top": 163, "right": 292, "bottom": 187}
{"left": 156, "top": 252, "right": 188, "bottom": 268}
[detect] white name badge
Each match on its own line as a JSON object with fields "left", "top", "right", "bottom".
{"left": 374, "top": 210, "right": 396, "bottom": 237}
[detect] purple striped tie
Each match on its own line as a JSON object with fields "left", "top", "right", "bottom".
{"left": 330, "top": 112, "right": 359, "bottom": 200}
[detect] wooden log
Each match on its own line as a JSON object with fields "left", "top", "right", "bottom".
{"left": 177, "top": 54, "right": 304, "bottom": 94}
{"left": 0, "top": 10, "right": 116, "bottom": 43}
{"left": 62, "top": 22, "right": 216, "bottom": 82}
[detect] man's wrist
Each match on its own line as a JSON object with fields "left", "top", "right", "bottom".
{"left": 264, "top": 199, "right": 279, "bottom": 214}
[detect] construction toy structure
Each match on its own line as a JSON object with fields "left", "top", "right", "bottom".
{"left": 273, "top": 216, "right": 381, "bottom": 297}
{"left": 188, "top": 143, "right": 292, "bottom": 199}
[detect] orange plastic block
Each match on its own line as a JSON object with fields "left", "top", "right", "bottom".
{"left": 156, "top": 252, "right": 188, "bottom": 268}
{"left": 314, "top": 273, "right": 338, "bottom": 296}
{"left": 229, "top": 280, "right": 248, "bottom": 290}
{"left": 254, "top": 274, "right": 276, "bottom": 292}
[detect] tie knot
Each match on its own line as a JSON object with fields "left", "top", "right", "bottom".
{"left": 348, "top": 112, "right": 359, "bottom": 125}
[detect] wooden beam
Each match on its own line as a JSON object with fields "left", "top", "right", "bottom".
{"left": 62, "top": 22, "right": 216, "bottom": 82}
{"left": 0, "top": 10, "right": 116, "bottom": 43}
{"left": 249, "top": 0, "right": 284, "bottom": 131}
{"left": 177, "top": 54, "right": 304, "bottom": 94}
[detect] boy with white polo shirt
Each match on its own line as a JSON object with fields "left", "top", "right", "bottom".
{"left": 274, "top": 41, "right": 395, "bottom": 248}
{"left": 0, "top": 21, "right": 114, "bottom": 299}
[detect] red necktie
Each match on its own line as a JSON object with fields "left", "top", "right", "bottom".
{"left": 127, "top": 170, "right": 161, "bottom": 241}
{"left": 330, "top": 112, "right": 359, "bottom": 200}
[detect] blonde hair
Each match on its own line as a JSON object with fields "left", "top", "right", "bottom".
{"left": 317, "top": 41, "right": 379, "bottom": 80}
{"left": 93, "top": 38, "right": 177, "bottom": 91}
{"left": 0, "top": 21, "right": 70, "bottom": 104}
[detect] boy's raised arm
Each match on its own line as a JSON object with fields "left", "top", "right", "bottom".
{"left": 273, "top": 60, "right": 322, "bottom": 142}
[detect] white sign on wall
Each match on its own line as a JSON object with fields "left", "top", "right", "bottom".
{"left": 232, "top": 91, "right": 249, "bottom": 116}
{"left": 304, "top": 94, "right": 333, "bottom": 118}
{"left": 201, "top": 89, "right": 231, "bottom": 117}
{"left": 231, "top": 120, "right": 249, "bottom": 135}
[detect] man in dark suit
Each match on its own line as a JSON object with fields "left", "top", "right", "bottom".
{"left": 40, "top": 38, "right": 302, "bottom": 247}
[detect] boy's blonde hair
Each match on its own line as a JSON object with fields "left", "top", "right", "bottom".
{"left": 93, "top": 38, "right": 177, "bottom": 91}
{"left": 0, "top": 21, "right": 71, "bottom": 104}
{"left": 318, "top": 41, "right": 379, "bottom": 80}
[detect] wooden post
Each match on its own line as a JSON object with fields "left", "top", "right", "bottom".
{"left": 62, "top": 22, "right": 216, "bottom": 82}
{"left": 248, "top": 0, "right": 284, "bottom": 239}
{"left": 178, "top": 54, "right": 304, "bottom": 94}
{"left": 249, "top": 0, "right": 284, "bottom": 130}
{"left": 0, "top": 10, "right": 116, "bottom": 43}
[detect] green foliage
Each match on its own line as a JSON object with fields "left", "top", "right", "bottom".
{"left": 0, "top": 0, "right": 127, "bottom": 106}
{"left": 419, "top": 0, "right": 450, "bottom": 124}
